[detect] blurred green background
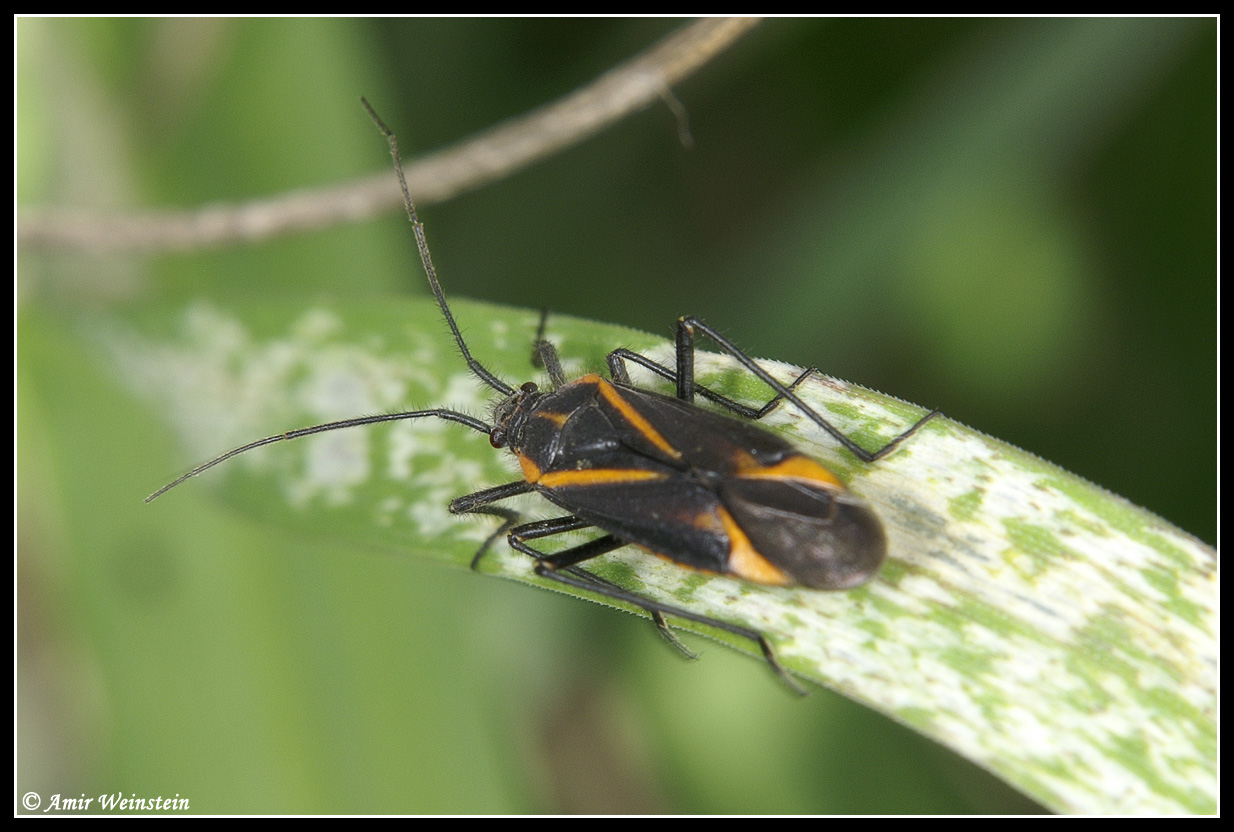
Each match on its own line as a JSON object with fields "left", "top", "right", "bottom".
{"left": 16, "top": 18, "right": 1213, "bottom": 813}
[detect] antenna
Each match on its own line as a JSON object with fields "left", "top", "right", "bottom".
{"left": 361, "top": 97, "right": 515, "bottom": 398}
{"left": 145, "top": 409, "right": 490, "bottom": 503}
{"left": 146, "top": 100, "right": 518, "bottom": 503}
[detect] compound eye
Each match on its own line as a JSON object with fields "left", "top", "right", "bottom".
{"left": 489, "top": 427, "right": 506, "bottom": 448}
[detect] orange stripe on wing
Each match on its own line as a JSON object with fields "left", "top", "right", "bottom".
{"left": 539, "top": 468, "right": 668, "bottom": 489}
{"left": 718, "top": 507, "right": 794, "bottom": 586}
{"left": 736, "top": 454, "right": 843, "bottom": 489}
{"left": 517, "top": 454, "right": 543, "bottom": 483}
{"left": 595, "top": 378, "right": 682, "bottom": 461}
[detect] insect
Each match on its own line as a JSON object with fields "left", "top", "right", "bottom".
{"left": 148, "top": 99, "right": 938, "bottom": 693}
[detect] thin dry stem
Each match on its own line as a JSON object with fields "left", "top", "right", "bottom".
{"left": 17, "top": 18, "right": 760, "bottom": 256}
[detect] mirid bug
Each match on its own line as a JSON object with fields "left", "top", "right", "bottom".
{"left": 148, "top": 99, "right": 938, "bottom": 692}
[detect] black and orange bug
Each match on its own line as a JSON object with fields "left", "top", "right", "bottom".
{"left": 148, "top": 99, "right": 938, "bottom": 691}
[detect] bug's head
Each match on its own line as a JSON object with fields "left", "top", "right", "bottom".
{"left": 489, "top": 381, "right": 541, "bottom": 449}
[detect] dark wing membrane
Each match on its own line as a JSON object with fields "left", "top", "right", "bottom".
{"left": 607, "top": 384, "right": 800, "bottom": 473}
{"left": 721, "top": 478, "right": 886, "bottom": 590}
{"left": 539, "top": 477, "right": 732, "bottom": 574}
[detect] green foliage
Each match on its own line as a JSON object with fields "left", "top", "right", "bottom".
{"left": 18, "top": 18, "right": 1214, "bottom": 814}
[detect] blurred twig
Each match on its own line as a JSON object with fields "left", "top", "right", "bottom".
{"left": 16, "top": 18, "right": 759, "bottom": 256}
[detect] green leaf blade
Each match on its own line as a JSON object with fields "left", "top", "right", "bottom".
{"left": 112, "top": 296, "right": 1217, "bottom": 814}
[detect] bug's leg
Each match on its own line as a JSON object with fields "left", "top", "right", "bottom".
{"left": 530, "top": 309, "right": 568, "bottom": 388}
{"left": 503, "top": 517, "right": 696, "bottom": 659}
{"left": 608, "top": 347, "right": 816, "bottom": 419}
{"left": 509, "top": 520, "right": 805, "bottom": 694}
{"left": 608, "top": 321, "right": 937, "bottom": 461}
{"left": 452, "top": 484, "right": 800, "bottom": 690}
{"left": 540, "top": 565, "right": 805, "bottom": 694}
{"left": 450, "top": 480, "right": 536, "bottom": 570}
{"left": 680, "top": 316, "right": 938, "bottom": 462}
